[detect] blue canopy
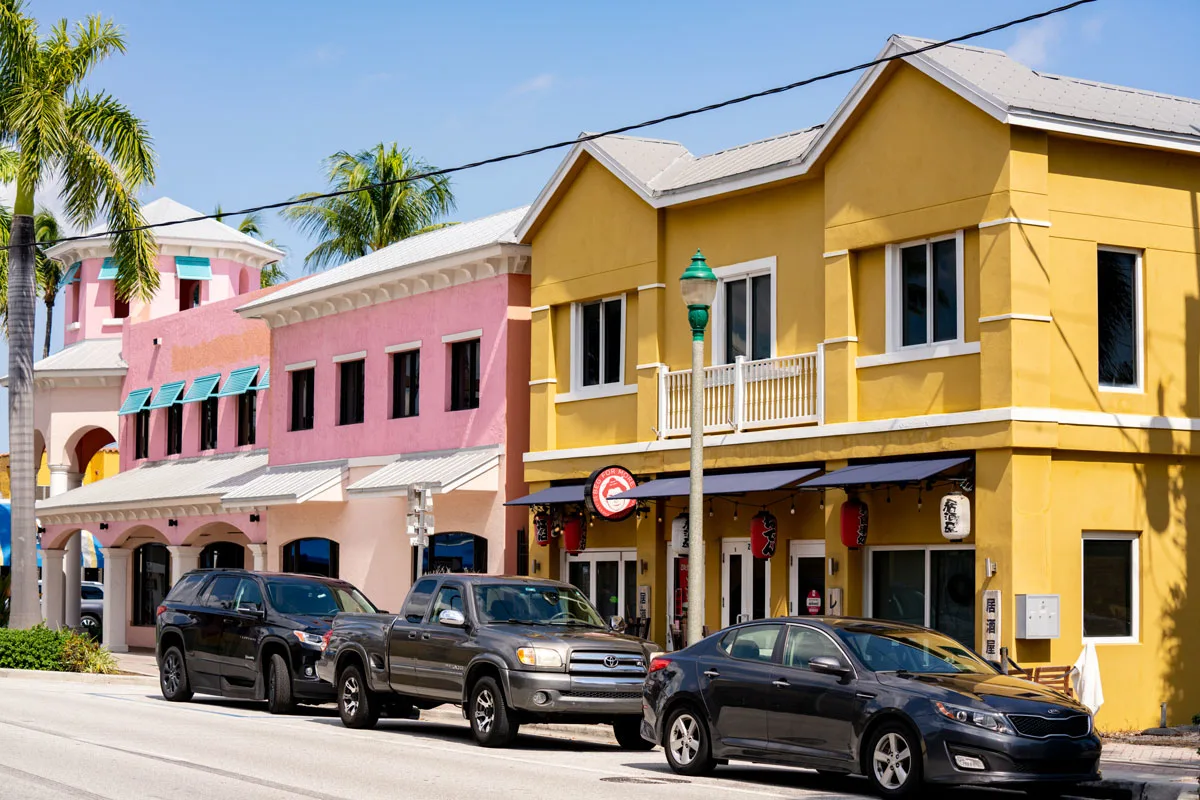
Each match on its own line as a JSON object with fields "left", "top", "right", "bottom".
{"left": 216, "top": 366, "right": 259, "bottom": 397}
{"left": 182, "top": 373, "right": 220, "bottom": 403}
{"left": 0, "top": 505, "right": 104, "bottom": 570}
{"left": 254, "top": 368, "right": 270, "bottom": 391}
{"left": 799, "top": 457, "right": 970, "bottom": 489}
{"left": 118, "top": 388, "right": 152, "bottom": 415}
{"left": 148, "top": 380, "right": 186, "bottom": 409}
{"left": 98, "top": 257, "right": 118, "bottom": 280}
{"left": 175, "top": 256, "right": 212, "bottom": 280}
{"left": 505, "top": 485, "right": 586, "bottom": 506}
{"left": 613, "top": 468, "right": 821, "bottom": 500}
{"left": 58, "top": 262, "right": 81, "bottom": 289}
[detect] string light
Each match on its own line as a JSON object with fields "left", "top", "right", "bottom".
{"left": 733, "top": 503, "right": 739, "bottom": 522}
{"left": 708, "top": 499, "right": 714, "bottom": 518}
{"left": 789, "top": 497, "right": 795, "bottom": 515}
{"left": 819, "top": 491, "right": 825, "bottom": 511}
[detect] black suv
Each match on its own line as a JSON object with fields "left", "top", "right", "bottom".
{"left": 155, "top": 569, "right": 378, "bottom": 714}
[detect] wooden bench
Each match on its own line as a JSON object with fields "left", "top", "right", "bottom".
{"left": 1030, "top": 665, "right": 1075, "bottom": 697}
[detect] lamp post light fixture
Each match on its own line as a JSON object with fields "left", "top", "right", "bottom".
{"left": 681, "top": 249, "right": 717, "bottom": 649}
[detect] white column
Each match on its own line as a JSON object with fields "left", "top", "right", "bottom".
{"left": 101, "top": 547, "right": 130, "bottom": 653}
{"left": 167, "top": 546, "right": 201, "bottom": 585}
{"left": 41, "top": 549, "right": 66, "bottom": 629}
{"left": 47, "top": 464, "right": 71, "bottom": 497}
{"left": 64, "top": 531, "right": 82, "bottom": 629}
{"left": 247, "top": 544, "right": 268, "bottom": 572}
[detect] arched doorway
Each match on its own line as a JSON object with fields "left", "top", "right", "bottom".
{"left": 415, "top": 532, "right": 488, "bottom": 579}
{"left": 200, "top": 541, "right": 245, "bottom": 570}
{"left": 281, "top": 538, "right": 339, "bottom": 578}
{"left": 132, "top": 542, "right": 170, "bottom": 627}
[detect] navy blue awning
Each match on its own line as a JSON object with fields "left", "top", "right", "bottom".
{"left": 505, "top": 485, "right": 586, "bottom": 506}
{"left": 613, "top": 467, "right": 820, "bottom": 500}
{"left": 799, "top": 457, "right": 970, "bottom": 489}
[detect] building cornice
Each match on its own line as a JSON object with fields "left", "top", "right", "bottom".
{"left": 38, "top": 497, "right": 229, "bottom": 526}
{"left": 47, "top": 238, "right": 283, "bottom": 271}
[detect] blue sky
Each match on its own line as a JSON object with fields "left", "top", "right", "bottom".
{"left": 3, "top": 0, "right": 1199, "bottom": 448}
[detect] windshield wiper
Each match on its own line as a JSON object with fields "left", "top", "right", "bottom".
{"left": 488, "top": 618, "right": 539, "bottom": 625}
{"left": 549, "top": 620, "right": 604, "bottom": 628}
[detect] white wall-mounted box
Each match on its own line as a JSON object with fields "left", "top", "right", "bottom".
{"left": 1015, "top": 594, "right": 1060, "bottom": 639}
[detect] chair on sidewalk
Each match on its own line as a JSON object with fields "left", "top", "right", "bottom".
{"left": 1030, "top": 665, "right": 1075, "bottom": 697}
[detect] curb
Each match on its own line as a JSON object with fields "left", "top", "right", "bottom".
{"left": 1074, "top": 778, "right": 1199, "bottom": 800}
{"left": 418, "top": 706, "right": 618, "bottom": 744}
{"left": 0, "top": 667, "right": 158, "bottom": 686}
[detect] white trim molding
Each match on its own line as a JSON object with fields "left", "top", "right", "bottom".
{"left": 636, "top": 362, "right": 668, "bottom": 371}
{"left": 857, "top": 341, "right": 980, "bottom": 369}
{"left": 332, "top": 350, "right": 367, "bottom": 363}
{"left": 977, "top": 217, "right": 1052, "bottom": 230}
{"left": 442, "top": 328, "right": 483, "bottom": 344}
{"left": 884, "top": 230, "right": 966, "bottom": 356}
{"left": 823, "top": 335, "right": 859, "bottom": 345}
{"left": 384, "top": 340, "right": 421, "bottom": 354}
{"left": 569, "top": 292, "right": 628, "bottom": 401}
{"left": 285, "top": 360, "right": 317, "bottom": 372}
{"left": 1081, "top": 531, "right": 1140, "bottom": 645}
{"left": 711, "top": 256, "right": 777, "bottom": 365}
{"left": 530, "top": 304, "right": 551, "bottom": 314}
{"left": 1097, "top": 245, "right": 1145, "bottom": 395}
{"left": 528, "top": 377, "right": 557, "bottom": 386}
{"left": 637, "top": 283, "right": 667, "bottom": 292}
{"left": 101, "top": 318, "right": 124, "bottom": 327}
{"left": 555, "top": 382, "right": 638, "bottom": 404}
{"left": 822, "top": 249, "right": 849, "bottom": 259}
{"left": 979, "top": 314, "right": 1053, "bottom": 324}
{"left": 66, "top": 322, "right": 81, "bottom": 331}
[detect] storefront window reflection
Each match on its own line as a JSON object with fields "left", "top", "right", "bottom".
{"left": 282, "top": 537, "right": 339, "bottom": 578}
{"left": 419, "top": 532, "right": 487, "bottom": 575}
{"left": 133, "top": 543, "right": 170, "bottom": 626}
{"left": 870, "top": 547, "right": 975, "bottom": 644}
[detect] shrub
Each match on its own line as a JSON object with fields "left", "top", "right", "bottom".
{"left": 60, "top": 632, "right": 118, "bottom": 674}
{"left": 1192, "top": 713, "right": 1200, "bottom": 726}
{"left": 0, "top": 625, "right": 67, "bottom": 671}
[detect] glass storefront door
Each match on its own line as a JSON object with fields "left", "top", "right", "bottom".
{"left": 867, "top": 546, "right": 975, "bottom": 644}
{"left": 789, "top": 540, "right": 826, "bottom": 617}
{"left": 564, "top": 549, "right": 637, "bottom": 621}
{"left": 721, "top": 538, "right": 771, "bottom": 628}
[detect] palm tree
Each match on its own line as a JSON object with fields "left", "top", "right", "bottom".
{"left": 0, "top": 3, "right": 157, "bottom": 629}
{"left": 34, "top": 209, "right": 63, "bottom": 359}
{"left": 214, "top": 204, "right": 287, "bottom": 287}
{"left": 283, "top": 142, "right": 454, "bottom": 273}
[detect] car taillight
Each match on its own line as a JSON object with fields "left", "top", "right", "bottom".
{"left": 156, "top": 605, "right": 167, "bottom": 618}
{"left": 648, "top": 656, "right": 672, "bottom": 673}
{"left": 320, "top": 630, "right": 333, "bottom": 652}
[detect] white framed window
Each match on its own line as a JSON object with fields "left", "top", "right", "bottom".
{"left": 1097, "top": 246, "right": 1143, "bottom": 393}
{"left": 873, "top": 231, "right": 969, "bottom": 367}
{"left": 863, "top": 544, "right": 975, "bottom": 645}
{"left": 566, "top": 293, "right": 628, "bottom": 400}
{"left": 1082, "top": 532, "right": 1139, "bottom": 644}
{"left": 711, "top": 257, "right": 776, "bottom": 364}
{"left": 563, "top": 548, "right": 638, "bottom": 622}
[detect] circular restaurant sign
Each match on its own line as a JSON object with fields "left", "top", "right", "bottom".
{"left": 584, "top": 465, "right": 637, "bottom": 522}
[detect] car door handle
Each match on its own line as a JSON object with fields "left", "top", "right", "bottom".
{"left": 772, "top": 679, "right": 790, "bottom": 688}
{"left": 703, "top": 669, "right": 720, "bottom": 678}
{"left": 856, "top": 691, "right": 877, "bottom": 700}
{"left": 421, "top": 633, "right": 430, "bottom": 640}
{"left": 407, "top": 632, "right": 418, "bottom": 639}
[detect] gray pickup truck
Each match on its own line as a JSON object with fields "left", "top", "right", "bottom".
{"left": 316, "top": 574, "right": 656, "bottom": 749}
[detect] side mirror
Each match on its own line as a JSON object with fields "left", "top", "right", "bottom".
{"left": 439, "top": 609, "right": 466, "bottom": 628}
{"left": 609, "top": 615, "right": 625, "bottom": 632}
{"left": 237, "top": 602, "right": 264, "bottom": 617}
{"left": 809, "top": 656, "right": 851, "bottom": 679}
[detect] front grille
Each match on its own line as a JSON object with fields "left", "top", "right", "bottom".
{"left": 568, "top": 651, "right": 646, "bottom": 677}
{"left": 1011, "top": 756, "right": 1098, "bottom": 776}
{"left": 564, "top": 690, "right": 642, "bottom": 700}
{"left": 1009, "top": 713, "right": 1091, "bottom": 738}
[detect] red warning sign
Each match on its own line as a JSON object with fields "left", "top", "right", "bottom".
{"left": 806, "top": 589, "right": 822, "bottom": 615}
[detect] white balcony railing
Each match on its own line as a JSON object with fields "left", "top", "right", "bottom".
{"left": 658, "top": 347, "right": 824, "bottom": 438}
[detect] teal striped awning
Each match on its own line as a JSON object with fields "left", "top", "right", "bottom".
{"left": 254, "top": 368, "right": 270, "bottom": 391}
{"left": 175, "top": 256, "right": 212, "bottom": 280}
{"left": 58, "top": 262, "right": 81, "bottom": 289}
{"left": 98, "top": 258, "right": 118, "bottom": 280}
{"left": 147, "top": 380, "right": 186, "bottom": 409}
{"left": 216, "top": 366, "right": 259, "bottom": 397}
{"left": 181, "top": 373, "right": 220, "bottom": 403}
{"left": 118, "top": 388, "right": 152, "bottom": 415}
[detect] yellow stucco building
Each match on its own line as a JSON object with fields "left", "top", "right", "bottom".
{"left": 514, "top": 36, "right": 1200, "bottom": 729}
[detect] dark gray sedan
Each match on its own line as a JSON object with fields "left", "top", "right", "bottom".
{"left": 641, "top": 617, "right": 1100, "bottom": 797}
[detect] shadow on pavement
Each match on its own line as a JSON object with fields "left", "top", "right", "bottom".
{"left": 303, "top": 716, "right": 620, "bottom": 753}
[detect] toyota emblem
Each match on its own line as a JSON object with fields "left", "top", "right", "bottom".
{"left": 603, "top": 655, "right": 620, "bottom": 669}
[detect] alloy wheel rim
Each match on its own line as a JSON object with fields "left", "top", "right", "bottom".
{"left": 669, "top": 714, "right": 700, "bottom": 766}
{"left": 873, "top": 732, "right": 912, "bottom": 789}
{"left": 163, "top": 653, "right": 180, "bottom": 694}
{"left": 82, "top": 617, "right": 97, "bottom": 630}
{"left": 342, "top": 675, "right": 360, "bottom": 717}
{"left": 474, "top": 688, "right": 495, "bottom": 734}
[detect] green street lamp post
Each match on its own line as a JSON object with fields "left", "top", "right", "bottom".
{"left": 680, "top": 249, "right": 717, "bottom": 648}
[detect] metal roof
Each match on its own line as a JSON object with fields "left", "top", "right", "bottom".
{"left": 799, "top": 457, "right": 970, "bottom": 489}
{"left": 238, "top": 207, "right": 529, "bottom": 313}
{"left": 220, "top": 460, "right": 347, "bottom": 508}
{"left": 34, "top": 338, "right": 126, "bottom": 374}
{"left": 35, "top": 450, "right": 269, "bottom": 515}
{"left": 614, "top": 467, "right": 822, "bottom": 500}
{"left": 348, "top": 445, "right": 501, "bottom": 496}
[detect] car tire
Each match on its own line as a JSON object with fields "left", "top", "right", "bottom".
{"left": 266, "top": 653, "right": 296, "bottom": 715}
{"left": 159, "top": 645, "right": 193, "bottom": 702}
{"left": 338, "top": 665, "right": 379, "bottom": 729}
{"left": 663, "top": 706, "right": 716, "bottom": 776}
{"left": 613, "top": 717, "right": 655, "bottom": 750}
{"left": 468, "top": 676, "right": 518, "bottom": 747}
{"left": 80, "top": 614, "right": 101, "bottom": 642}
{"left": 865, "top": 723, "right": 923, "bottom": 798}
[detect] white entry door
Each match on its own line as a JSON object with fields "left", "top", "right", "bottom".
{"left": 789, "top": 540, "right": 826, "bottom": 617}
{"left": 721, "top": 538, "right": 771, "bottom": 628}
{"left": 564, "top": 549, "right": 638, "bottom": 622}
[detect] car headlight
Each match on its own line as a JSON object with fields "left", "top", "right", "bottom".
{"left": 934, "top": 701, "right": 1014, "bottom": 735}
{"left": 516, "top": 647, "right": 563, "bottom": 668}
{"left": 292, "top": 631, "right": 325, "bottom": 648}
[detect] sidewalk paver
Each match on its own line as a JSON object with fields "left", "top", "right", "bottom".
{"left": 113, "top": 647, "right": 158, "bottom": 677}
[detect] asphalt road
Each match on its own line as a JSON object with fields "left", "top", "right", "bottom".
{"left": 0, "top": 675, "right": 1101, "bottom": 800}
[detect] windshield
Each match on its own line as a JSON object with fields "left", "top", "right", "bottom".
{"left": 473, "top": 583, "right": 606, "bottom": 628}
{"left": 266, "top": 580, "right": 376, "bottom": 617}
{"left": 835, "top": 624, "right": 996, "bottom": 675}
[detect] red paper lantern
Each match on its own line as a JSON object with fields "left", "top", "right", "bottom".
{"left": 562, "top": 515, "right": 587, "bottom": 555}
{"left": 533, "top": 512, "right": 550, "bottom": 546}
{"left": 749, "top": 510, "right": 778, "bottom": 560}
{"left": 840, "top": 499, "right": 869, "bottom": 548}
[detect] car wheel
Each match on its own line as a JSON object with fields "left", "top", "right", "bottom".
{"left": 338, "top": 665, "right": 379, "bottom": 729}
{"left": 159, "top": 646, "right": 193, "bottom": 702}
{"left": 80, "top": 614, "right": 101, "bottom": 641}
{"left": 266, "top": 653, "right": 295, "bottom": 715}
{"left": 866, "top": 723, "right": 923, "bottom": 798}
{"left": 613, "top": 717, "right": 655, "bottom": 751}
{"left": 663, "top": 706, "right": 716, "bottom": 776}
{"left": 469, "top": 676, "right": 518, "bottom": 747}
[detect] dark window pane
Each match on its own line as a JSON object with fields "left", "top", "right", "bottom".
{"left": 450, "top": 340, "right": 480, "bottom": 411}
{"left": 167, "top": 403, "right": 183, "bottom": 455}
{"left": 291, "top": 368, "right": 314, "bottom": 431}
{"left": 751, "top": 274, "right": 772, "bottom": 361}
{"left": 901, "top": 245, "right": 928, "bottom": 347}
{"left": 339, "top": 359, "right": 365, "bottom": 425}
{"left": 728, "top": 624, "right": 781, "bottom": 662}
{"left": 725, "top": 279, "right": 747, "bottom": 362}
{"left": 200, "top": 541, "right": 245, "bottom": 569}
{"left": 200, "top": 396, "right": 218, "bottom": 451}
{"left": 133, "top": 543, "right": 170, "bottom": 626}
{"left": 238, "top": 391, "right": 256, "bottom": 446}
{"left": 403, "top": 578, "right": 439, "bottom": 623}
{"left": 568, "top": 561, "right": 592, "bottom": 598}
{"left": 603, "top": 299, "right": 622, "bottom": 385}
{"left": 581, "top": 302, "right": 601, "bottom": 387}
{"left": 1083, "top": 539, "right": 1133, "bottom": 638}
{"left": 930, "top": 549, "right": 974, "bottom": 644}
{"left": 424, "top": 533, "right": 487, "bottom": 574}
{"left": 596, "top": 560, "right": 619, "bottom": 619}
{"left": 794, "top": 557, "right": 825, "bottom": 615}
{"left": 729, "top": 553, "right": 743, "bottom": 623}
{"left": 931, "top": 239, "right": 958, "bottom": 343}
{"left": 392, "top": 350, "right": 420, "bottom": 418}
{"left": 282, "top": 537, "right": 339, "bottom": 578}
{"left": 204, "top": 576, "right": 240, "bottom": 610}
{"left": 624, "top": 559, "right": 637, "bottom": 622}
{"left": 1098, "top": 250, "right": 1138, "bottom": 387}
{"left": 752, "top": 555, "right": 767, "bottom": 620}
{"left": 871, "top": 549, "right": 925, "bottom": 626}
{"left": 135, "top": 409, "right": 150, "bottom": 460}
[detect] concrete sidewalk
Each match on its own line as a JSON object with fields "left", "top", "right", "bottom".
{"left": 113, "top": 647, "right": 158, "bottom": 677}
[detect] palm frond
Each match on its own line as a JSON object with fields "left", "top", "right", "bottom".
{"left": 66, "top": 15, "right": 126, "bottom": 89}
{"left": 259, "top": 261, "right": 287, "bottom": 288}
{"left": 65, "top": 90, "right": 155, "bottom": 187}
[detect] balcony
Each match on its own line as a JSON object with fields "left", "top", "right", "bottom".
{"left": 658, "top": 348, "right": 824, "bottom": 437}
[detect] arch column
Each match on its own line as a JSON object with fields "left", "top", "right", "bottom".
{"left": 167, "top": 546, "right": 201, "bottom": 584}
{"left": 47, "top": 465, "right": 72, "bottom": 497}
{"left": 50, "top": 470, "right": 85, "bottom": 629}
{"left": 41, "top": 549, "right": 66, "bottom": 629}
{"left": 247, "top": 543, "right": 268, "bottom": 572}
{"left": 101, "top": 548, "right": 130, "bottom": 653}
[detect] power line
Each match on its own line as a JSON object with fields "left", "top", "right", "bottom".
{"left": 25, "top": 0, "right": 1096, "bottom": 252}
